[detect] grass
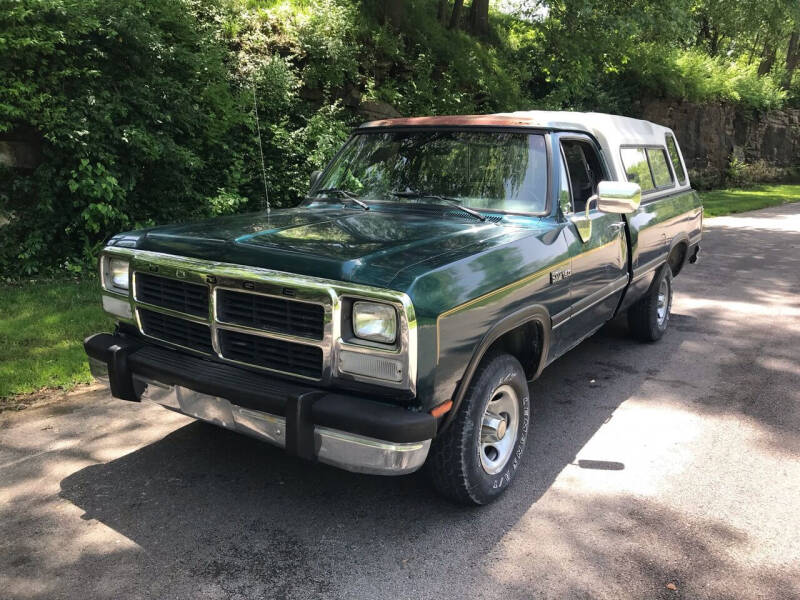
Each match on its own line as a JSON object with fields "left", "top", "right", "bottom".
{"left": 699, "top": 183, "right": 800, "bottom": 217}
{"left": 0, "top": 279, "right": 112, "bottom": 402}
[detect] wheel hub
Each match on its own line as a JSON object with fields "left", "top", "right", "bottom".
{"left": 656, "top": 278, "right": 670, "bottom": 326}
{"left": 479, "top": 385, "right": 519, "bottom": 475}
{"left": 481, "top": 412, "right": 508, "bottom": 442}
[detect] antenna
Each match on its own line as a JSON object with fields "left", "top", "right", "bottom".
{"left": 252, "top": 82, "right": 270, "bottom": 215}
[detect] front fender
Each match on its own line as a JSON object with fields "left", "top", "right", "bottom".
{"left": 438, "top": 304, "right": 551, "bottom": 433}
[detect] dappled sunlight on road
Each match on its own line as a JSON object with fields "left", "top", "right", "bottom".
{"left": 0, "top": 390, "right": 189, "bottom": 600}
{"left": 676, "top": 296, "right": 800, "bottom": 317}
{"left": 481, "top": 488, "right": 799, "bottom": 599}
{"left": 706, "top": 207, "right": 800, "bottom": 233}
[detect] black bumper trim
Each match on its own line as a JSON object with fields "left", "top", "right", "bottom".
{"left": 84, "top": 333, "right": 436, "bottom": 444}
{"left": 285, "top": 391, "right": 326, "bottom": 460}
{"left": 85, "top": 333, "right": 142, "bottom": 402}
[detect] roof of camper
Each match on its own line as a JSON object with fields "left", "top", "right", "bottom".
{"left": 362, "top": 110, "right": 673, "bottom": 144}
{"left": 360, "top": 110, "right": 680, "bottom": 182}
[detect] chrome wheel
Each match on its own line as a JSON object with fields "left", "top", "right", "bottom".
{"left": 656, "top": 277, "right": 670, "bottom": 326}
{"left": 479, "top": 384, "right": 519, "bottom": 475}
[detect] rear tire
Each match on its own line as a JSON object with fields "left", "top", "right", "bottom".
{"left": 628, "top": 265, "right": 673, "bottom": 342}
{"left": 427, "top": 353, "right": 530, "bottom": 505}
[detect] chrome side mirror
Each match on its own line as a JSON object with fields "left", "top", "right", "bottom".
{"left": 309, "top": 170, "right": 322, "bottom": 192}
{"left": 596, "top": 181, "right": 641, "bottom": 213}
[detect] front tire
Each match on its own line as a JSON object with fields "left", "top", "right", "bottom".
{"left": 427, "top": 353, "right": 530, "bottom": 505}
{"left": 628, "top": 265, "right": 673, "bottom": 342}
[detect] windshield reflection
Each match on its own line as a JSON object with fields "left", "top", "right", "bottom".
{"left": 313, "top": 130, "right": 548, "bottom": 214}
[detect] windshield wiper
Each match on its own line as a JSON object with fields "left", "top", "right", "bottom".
{"left": 310, "top": 187, "right": 369, "bottom": 211}
{"left": 391, "top": 190, "right": 486, "bottom": 222}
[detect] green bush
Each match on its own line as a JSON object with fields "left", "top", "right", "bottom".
{"left": 0, "top": 0, "right": 358, "bottom": 277}
{"left": 727, "top": 158, "right": 790, "bottom": 187}
{"left": 627, "top": 46, "right": 787, "bottom": 110}
{"left": 0, "top": 0, "right": 245, "bottom": 276}
{"left": 1, "top": 0, "right": 796, "bottom": 277}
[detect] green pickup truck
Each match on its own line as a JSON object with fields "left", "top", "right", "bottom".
{"left": 85, "top": 110, "right": 702, "bottom": 504}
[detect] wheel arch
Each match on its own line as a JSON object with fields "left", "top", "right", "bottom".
{"left": 667, "top": 233, "right": 690, "bottom": 277}
{"left": 439, "top": 304, "right": 551, "bottom": 433}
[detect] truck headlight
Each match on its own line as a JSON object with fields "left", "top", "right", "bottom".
{"left": 352, "top": 301, "right": 397, "bottom": 344}
{"left": 102, "top": 256, "right": 130, "bottom": 293}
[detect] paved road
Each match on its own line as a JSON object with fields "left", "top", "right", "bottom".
{"left": 2, "top": 204, "right": 799, "bottom": 600}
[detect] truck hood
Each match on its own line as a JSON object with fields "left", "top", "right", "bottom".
{"left": 112, "top": 207, "right": 528, "bottom": 288}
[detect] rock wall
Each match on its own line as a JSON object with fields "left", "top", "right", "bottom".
{"left": 638, "top": 100, "right": 800, "bottom": 186}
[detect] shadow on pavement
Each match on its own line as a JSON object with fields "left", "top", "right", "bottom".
{"left": 52, "top": 314, "right": 797, "bottom": 599}
{"left": 48, "top": 317, "right": 650, "bottom": 597}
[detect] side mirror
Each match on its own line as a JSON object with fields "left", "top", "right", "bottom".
{"left": 309, "top": 170, "right": 322, "bottom": 193}
{"left": 596, "top": 181, "right": 641, "bottom": 214}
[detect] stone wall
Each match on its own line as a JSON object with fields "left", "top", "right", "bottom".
{"left": 638, "top": 100, "right": 800, "bottom": 187}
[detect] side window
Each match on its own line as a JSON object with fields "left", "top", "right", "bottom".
{"left": 620, "top": 147, "right": 655, "bottom": 192}
{"left": 665, "top": 133, "right": 687, "bottom": 185}
{"left": 561, "top": 139, "right": 603, "bottom": 213}
{"left": 646, "top": 148, "right": 674, "bottom": 188}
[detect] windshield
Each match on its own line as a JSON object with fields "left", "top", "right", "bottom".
{"left": 314, "top": 130, "right": 548, "bottom": 214}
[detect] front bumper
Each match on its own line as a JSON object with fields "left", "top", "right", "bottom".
{"left": 85, "top": 333, "right": 434, "bottom": 475}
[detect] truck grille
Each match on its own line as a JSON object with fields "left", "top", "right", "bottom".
{"left": 216, "top": 289, "right": 324, "bottom": 340}
{"left": 139, "top": 308, "right": 214, "bottom": 355}
{"left": 218, "top": 329, "right": 323, "bottom": 379}
{"left": 131, "top": 262, "right": 331, "bottom": 381}
{"left": 135, "top": 273, "right": 209, "bottom": 318}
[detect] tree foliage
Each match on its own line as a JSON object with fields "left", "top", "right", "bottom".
{"left": 0, "top": 0, "right": 245, "bottom": 275}
{"left": 1, "top": 0, "right": 798, "bottom": 276}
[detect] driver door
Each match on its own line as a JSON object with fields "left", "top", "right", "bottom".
{"left": 556, "top": 134, "right": 629, "bottom": 348}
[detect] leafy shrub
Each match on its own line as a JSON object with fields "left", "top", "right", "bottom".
{"left": 628, "top": 47, "right": 787, "bottom": 110}
{"left": 727, "top": 158, "right": 786, "bottom": 187}
{"left": 0, "top": 0, "right": 244, "bottom": 276}
{"left": 1, "top": 0, "right": 795, "bottom": 278}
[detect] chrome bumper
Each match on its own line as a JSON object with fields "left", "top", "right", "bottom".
{"left": 89, "top": 357, "right": 430, "bottom": 475}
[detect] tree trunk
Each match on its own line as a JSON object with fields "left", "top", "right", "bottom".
{"left": 782, "top": 30, "right": 800, "bottom": 89}
{"left": 758, "top": 42, "right": 777, "bottom": 76}
{"left": 382, "top": 0, "right": 405, "bottom": 28}
{"left": 748, "top": 31, "right": 761, "bottom": 65}
{"left": 696, "top": 15, "right": 711, "bottom": 48}
{"left": 469, "top": 0, "right": 490, "bottom": 36}
{"left": 437, "top": 0, "right": 449, "bottom": 25}
{"left": 449, "top": 0, "right": 463, "bottom": 29}
{"left": 709, "top": 30, "right": 722, "bottom": 57}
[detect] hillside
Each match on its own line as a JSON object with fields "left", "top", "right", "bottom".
{"left": 1, "top": 0, "right": 798, "bottom": 275}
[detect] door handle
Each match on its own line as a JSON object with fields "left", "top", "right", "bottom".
{"left": 607, "top": 222, "right": 625, "bottom": 233}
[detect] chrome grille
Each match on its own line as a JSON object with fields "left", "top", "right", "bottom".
{"left": 112, "top": 250, "right": 414, "bottom": 391}
{"left": 131, "top": 263, "right": 332, "bottom": 381}
{"left": 139, "top": 308, "right": 213, "bottom": 355}
{"left": 217, "top": 289, "right": 324, "bottom": 340}
{"left": 218, "top": 329, "right": 323, "bottom": 379}
{"left": 135, "top": 273, "right": 209, "bottom": 317}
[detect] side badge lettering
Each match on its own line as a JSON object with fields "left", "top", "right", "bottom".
{"left": 550, "top": 267, "right": 572, "bottom": 284}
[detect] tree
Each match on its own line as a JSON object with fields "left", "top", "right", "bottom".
{"left": 758, "top": 43, "right": 777, "bottom": 76}
{"left": 0, "top": 0, "right": 246, "bottom": 275}
{"left": 437, "top": 0, "right": 450, "bottom": 25}
{"left": 469, "top": 0, "right": 490, "bottom": 36}
{"left": 382, "top": 0, "right": 405, "bottom": 28}
{"left": 783, "top": 29, "right": 800, "bottom": 89}
{"left": 449, "top": 0, "right": 463, "bottom": 29}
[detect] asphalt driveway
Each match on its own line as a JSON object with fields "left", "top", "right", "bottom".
{"left": 2, "top": 203, "right": 799, "bottom": 600}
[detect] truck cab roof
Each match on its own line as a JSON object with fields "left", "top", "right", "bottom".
{"left": 360, "top": 110, "right": 690, "bottom": 189}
